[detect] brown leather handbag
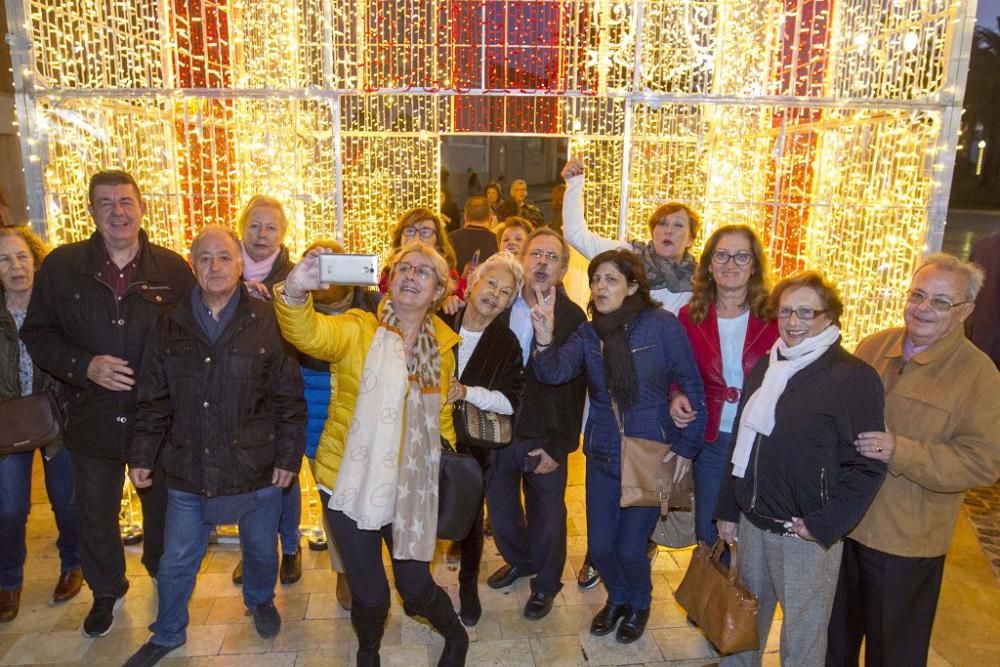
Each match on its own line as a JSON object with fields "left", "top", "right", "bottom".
{"left": 675, "top": 540, "right": 760, "bottom": 654}
{"left": 615, "top": 403, "right": 693, "bottom": 513}
{"left": 453, "top": 400, "right": 512, "bottom": 449}
{"left": 0, "top": 391, "right": 63, "bottom": 456}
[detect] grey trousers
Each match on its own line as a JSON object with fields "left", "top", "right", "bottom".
{"left": 720, "top": 516, "right": 843, "bottom": 667}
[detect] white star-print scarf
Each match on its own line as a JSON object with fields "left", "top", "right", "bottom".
{"left": 330, "top": 300, "right": 442, "bottom": 561}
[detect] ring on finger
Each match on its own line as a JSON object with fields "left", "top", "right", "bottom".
{"left": 875, "top": 446, "right": 883, "bottom": 452}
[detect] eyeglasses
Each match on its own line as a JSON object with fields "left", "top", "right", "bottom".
{"left": 906, "top": 289, "right": 970, "bottom": 313}
{"left": 528, "top": 249, "right": 561, "bottom": 262}
{"left": 712, "top": 250, "right": 754, "bottom": 266}
{"left": 393, "top": 262, "right": 436, "bottom": 282}
{"left": 776, "top": 307, "right": 828, "bottom": 320}
{"left": 402, "top": 227, "right": 436, "bottom": 240}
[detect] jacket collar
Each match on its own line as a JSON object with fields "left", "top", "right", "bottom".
{"left": 169, "top": 284, "right": 255, "bottom": 346}
{"left": 695, "top": 303, "right": 768, "bottom": 355}
{"left": 76, "top": 229, "right": 168, "bottom": 283}
{"left": 883, "top": 325, "right": 967, "bottom": 366}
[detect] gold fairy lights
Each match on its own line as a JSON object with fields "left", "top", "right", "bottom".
{"left": 9, "top": 0, "right": 972, "bottom": 346}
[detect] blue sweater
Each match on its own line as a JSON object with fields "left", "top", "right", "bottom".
{"left": 533, "top": 307, "right": 707, "bottom": 462}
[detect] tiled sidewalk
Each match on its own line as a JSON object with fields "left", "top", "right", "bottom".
{"left": 964, "top": 481, "right": 1000, "bottom": 586}
{"left": 0, "top": 450, "right": 992, "bottom": 666}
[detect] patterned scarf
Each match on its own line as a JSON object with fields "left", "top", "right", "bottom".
{"left": 631, "top": 240, "right": 697, "bottom": 293}
{"left": 329, "top": 300, "right": 442, "bottom": 561}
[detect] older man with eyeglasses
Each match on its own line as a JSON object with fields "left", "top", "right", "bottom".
{"left": 827, "top": 253, "right": 1000, "bottom": 667}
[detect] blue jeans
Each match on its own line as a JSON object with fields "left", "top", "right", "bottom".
{"left": 151, "top": 486, "right": 281, "bottom": 647}
{"left": 585, "top": 457, "right": 659, "bottom": 609}
{"left": 0, "top": 447, "right": 80, "bottom": 590}
{"left": 278, "top": 478, "right": 301, "bottom": 555}
{"left": 693, "top": 432, "right": 732, "bottom": 546}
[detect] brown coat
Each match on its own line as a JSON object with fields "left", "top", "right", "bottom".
{"left": 849, "top": 326, "right": 1000, "bottom": 557}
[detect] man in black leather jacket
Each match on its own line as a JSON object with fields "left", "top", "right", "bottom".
{"left": 124, "top": 226, "right": 305, "bottom": 666}
{"left": 21, "top": 170, "right": 195, "bottom": 637}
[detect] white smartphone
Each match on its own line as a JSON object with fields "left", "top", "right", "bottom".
{"left": 318, "top": 253, "right": 379, "bottom": 286}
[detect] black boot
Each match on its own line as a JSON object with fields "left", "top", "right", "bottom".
{"left": 406, "top": 585, "right": 469, "bottom": 666}
{"left": 351, "top": 600, "right": 389, "bottom": 667}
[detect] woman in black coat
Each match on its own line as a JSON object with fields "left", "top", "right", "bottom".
{"left": 444, "top": 252, "right": 525, "bottom": 627}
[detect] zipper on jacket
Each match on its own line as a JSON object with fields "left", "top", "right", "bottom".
{"left": 820, "top": 467, "right": 828, "bottom": 505}
{"left": 748, "top": 433, "right": 763, "bottom": 513}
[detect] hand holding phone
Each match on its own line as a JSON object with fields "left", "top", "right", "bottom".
{"left": 318, "top": 253, "right": 379, "bottom": 286}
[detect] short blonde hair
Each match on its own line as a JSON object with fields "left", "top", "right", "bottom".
{"left": 237, "top": 195, "right": 288, "bottom": 239}
{"left": 466, "top": 252, "right": 524, "bottom": 309}
{"left": 914, "top": 253, "right": 985, "bottom": 302}
{"left": 0, "top": 225, "right": 49, "bottom": 270}
{"left": 386, "top": 242, "right": 453, "bottom": 310}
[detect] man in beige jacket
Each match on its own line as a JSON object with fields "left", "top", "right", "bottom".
{"left": 827, "top": 253, "right": 1000, "bottom": 667}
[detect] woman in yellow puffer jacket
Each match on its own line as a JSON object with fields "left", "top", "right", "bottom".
{"left": 274, "top": 241, "right": 466, "bottom": 667}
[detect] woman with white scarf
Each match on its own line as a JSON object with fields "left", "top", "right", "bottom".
{"left": 274, "top": 242, "right": 468, "bottom": 667}
{"left": 713, "top": 271, "right": 887, "bottom": 666}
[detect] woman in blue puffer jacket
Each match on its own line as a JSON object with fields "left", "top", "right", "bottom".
{"left": 530, "top": 248, "right": 706, "bottom": 644}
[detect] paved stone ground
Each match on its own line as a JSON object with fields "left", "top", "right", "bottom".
{"left": 964, "top": 482, "right": 1000, "bottom": 586}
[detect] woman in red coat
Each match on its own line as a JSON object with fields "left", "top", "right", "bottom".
{"left": 671, "top": 225, "right": 778, "bottom": 545}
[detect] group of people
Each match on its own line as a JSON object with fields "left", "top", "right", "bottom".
{"left": 0, "top": 158, "right": 995, "bottom": 667}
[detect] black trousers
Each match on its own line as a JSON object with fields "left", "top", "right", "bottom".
{"left": 321, "top": 493, "right": 438, "bottom": 609}
{"left": 72, "top": 453, "right": 166, "bottom": 597}
{"left": 827, "top": 537, "right": 946, "bottom": 667}
{"left": 485, "top": 437, "right": 568, "bottom": 596}
{"left": 456, "top": 441, "right": 491, "bottom": 587}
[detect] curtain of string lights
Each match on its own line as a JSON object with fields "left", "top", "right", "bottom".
{"left": 4, "top": 0, "right": 978, "bottom": 346}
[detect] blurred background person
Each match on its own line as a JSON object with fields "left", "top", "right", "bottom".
{"left": 829, "top": 254, "right": 1000, "bottom": 667}
{"left": 560, "top": 157, "right": 698, "bottom": 314}
{"left": 496, "top": 179, "right": 544, "bottom": 229}
{"left": 443, "top": 252, "right": 525, "bottom": 627}
{"left": 0, "top": 226, "right": 81, "bottom": 623}
{"left": 448, "top": 196, "right": 498, "bottom": 279}
{"left": 549, "top": 183, "right": 566, "bottom": 235}
{"left": 232, "top": 194, "right": 302, "bottom": 588}
{"left": 379, "top": 207, "right": 458, "bottom": 296}
{"left": 485, "top": 182, "right": 503, "bottom": 229}
{"left": 441, "top": 188, "right": 461, "bottom": 234}
{"left": 670, "top": 225, "right": 778, "bottom": 546}
{"left": 530, "top": 248, "right": 706, "bottom": 643}
{"left": 715, "top": 271, "right": 887, "bottom": 666}
{"left": 275, "top": 242, "right": 469, "bottom": 666}
{"left": 496, "top": 217, "right": 535, "bottom": 256}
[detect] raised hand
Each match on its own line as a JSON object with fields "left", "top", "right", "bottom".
{"left": 283, "top": 247, "right": 333, "bottom": 298}
{"left": 561, "top": 156, "right": 584, "bottom": 180}
{"left": 529, "top": 287, "right": 556, "bottom": 345}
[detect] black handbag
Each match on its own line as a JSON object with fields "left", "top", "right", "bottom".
{"left": 453, "top": 400, "right": 513, "bottom": 449}
{"left": 0, "top": 390, "right": 63, "bottom": 456}
{"left": 436, "top": 439, "right": 484, "bottom": 540}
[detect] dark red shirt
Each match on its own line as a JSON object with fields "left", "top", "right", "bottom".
{"left": 99, "top": 239, "right": 142, "bottom": 301}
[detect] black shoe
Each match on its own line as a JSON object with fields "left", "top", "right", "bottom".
{"left": 83, "top": 590, "right": 126, "bottom": 637}
{"left": 615, "top": 607, "right": 650, "bottom": 643}
{"left": 523, "top": 591, "right": 554, "bottom": 620}
{"left": 251, "top": 601, "right": 282, "bottom": 638}
{"left": 351, "top": 601, "right": 389, "bottom": 667}
{"left": 280, "top": 549, "right": 302, "bottom": 585}
{"left": 404, "top": 585, "right": 468, "bottom": 667}
{"left": 122, "top": 641, "right": 179, "bottom": 667}
{"left": 458, "top": 581, "right": 481, "bottom": 627}
{"left": 577, "top": 561, "right": 600, "bottom": 590}
{"left": 232, "top": 559, "right": 243, "bottom": 585}
{"left": 590, "top": 602, "right": 630, "bottom": 636}
{"left": 486, "top": 563, "right": 533, "bottom": 589}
